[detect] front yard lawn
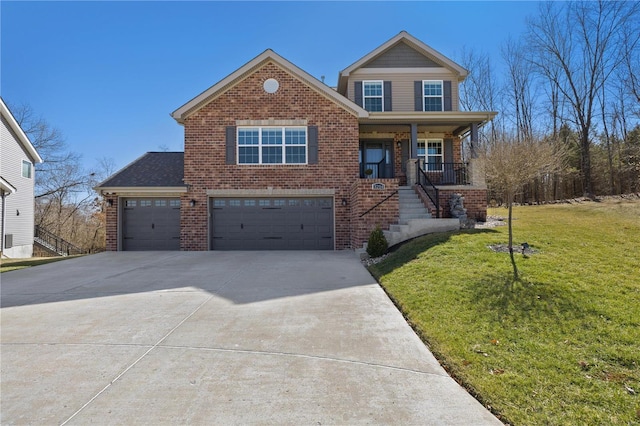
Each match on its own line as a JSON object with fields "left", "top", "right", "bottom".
{"left": 1, "top": 256, "right": 82, "bottom": 273}
{"left": 369, "top": 198, "right": 640, "bottom": 425}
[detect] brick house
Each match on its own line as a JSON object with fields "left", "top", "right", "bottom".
{"left": 96, "top": 31, "right": 496, "bottom": 251}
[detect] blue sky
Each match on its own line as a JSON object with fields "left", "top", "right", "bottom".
{"left": 1, "top": 1, "right": 541, "bottom": 174}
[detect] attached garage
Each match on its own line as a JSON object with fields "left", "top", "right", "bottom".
{"left": 122, "top": 198, "right": 181, "bottom": 250}
{"left": 210, "top": 197, "right": 333, "bottom": 250}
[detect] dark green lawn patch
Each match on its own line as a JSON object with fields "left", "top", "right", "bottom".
{"left": 369, "top": 199, "right": 640, "bottom": 425}
{"left": 1, "top": 255, "right": 83, "bottom": 273}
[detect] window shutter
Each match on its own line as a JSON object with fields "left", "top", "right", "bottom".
{"left": 414, "top": 81, "right": 423, "bottom": 111}
{"left": 354, "top": 81, "right": 363, "bottom": 107}
{"left": 444, "top": 138, "right": 453, "bottom": 162}
{"left": 383, "top": 81, "right": 392, "bottom": 112}
{"left": 443, "top": 138, "right": 455, "bottom": 183}
{"left": 225, "top": 126, "right": 236, "bottom": 164}
{"left": 308, "top": 126, "right": 319, "bottom": 164}
{"left": 443, "top": 81, "right": 452, "bottom": 111}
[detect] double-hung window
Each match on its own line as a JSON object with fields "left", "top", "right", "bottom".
{"left": 238, "top": 127, "right": 307, "bottom": 165}
{"left": 363, "top": 81, "right": 383, "bottom": 112}
{"left": 417, "top": 139, "right": 443, "bottom": 171}
{"left": 423, "top": 80, "right": 443, "bottom": 111}
{"left": 21, "top": 160, "right": 32, "bottom": 178}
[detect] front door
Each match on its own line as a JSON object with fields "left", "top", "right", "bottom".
{"left": 360, "top": 140, "right": 394, "bottom": 178}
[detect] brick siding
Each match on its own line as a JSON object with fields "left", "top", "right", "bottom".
{"left": 182, "top": 61, "right": 360, "bottom": 250}
{"left": 350, "top": 179, "right": 399, "bottom": 248}
{"left": 105, "top": 197, "right": 118, "bottom": 251}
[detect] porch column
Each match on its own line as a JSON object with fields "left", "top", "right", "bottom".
{"left": 410, "top": 123, "right": 418, "bottom": 158}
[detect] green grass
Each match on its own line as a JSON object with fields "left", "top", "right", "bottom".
{"left": 0, "top": 255, "right": 82, "bottom": 273}
{"left": 369, "top": 198, "right": 640, "bottom": 425}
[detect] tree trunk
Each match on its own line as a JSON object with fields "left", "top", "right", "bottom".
{"left": 508, "top": 198, "right": 519, "bottom": 281}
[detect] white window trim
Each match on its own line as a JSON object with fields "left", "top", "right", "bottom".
{"left": 417, "top": 138, "right": 444, "bottom": 172}
{"left": 422, "top": 80, "right": 443, "bottom": 112}
{"left": 363, "top": 80, "right": 384, "bottom": 112}
{"left": 237, "top": 126, "right": 308, "bottom": 165}
{"left": 21, "top": 160, "right": 33, "bottom": 179}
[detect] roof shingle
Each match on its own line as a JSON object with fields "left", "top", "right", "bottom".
{"left": 97, "top": 152, "right": 185, "bottom": 188}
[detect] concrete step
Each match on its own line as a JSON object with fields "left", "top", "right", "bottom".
{"left": 389, "top": 224, "right": 409, "bottom": 233}
{"left": 384, "top": 218, "right": 461, "bottom": 247}
{"left": 400, "top": 207, "right": 430, "bottom": 215}
{"left": 399, "top": 214, "right": 430, "bottom": 221}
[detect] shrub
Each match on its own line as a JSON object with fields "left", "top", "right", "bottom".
{"left": 366, "top": 226, "right": 388, "bottom": 257}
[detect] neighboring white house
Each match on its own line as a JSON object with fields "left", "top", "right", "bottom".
{"left": 1, "top": 97, "right": 43, "bottom": 258}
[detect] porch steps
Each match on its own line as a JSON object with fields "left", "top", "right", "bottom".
{"left": 383, "top": 186, "right": 459, "bottom": 248}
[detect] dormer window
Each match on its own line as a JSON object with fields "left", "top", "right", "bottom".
{"left": 363, "top": 81, "right": 384, "bottom": 112}
{"left": 423, "top": 80, "right": 443, "bottom": 111}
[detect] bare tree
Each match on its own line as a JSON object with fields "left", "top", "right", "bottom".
{"left": 9, "top": 103, "right": 90, "bottom": 200}
{"left": 481, "top": 134, "right": 565, "bottom": 280}
{"left": 526, "top": 1, "right": 640, "bottom": 198}
{"left": 8, "top": 102, "right": 110, "bottom": 251}
{"left": 501, "top": 38, "right": 537, "bottom": 142}
{"left": 458, "top": 47, "right": 501, "bottom": 143}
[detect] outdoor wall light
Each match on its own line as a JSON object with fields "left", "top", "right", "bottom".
{"left": 16, "top": 209, "right": 20, "bottom": 216}
{"left": 190, "top": 199, "right": 197, "bottom": 207}
{"left": 107, "top": 199, "right": 114, "bottom": 207}
{"left": 341, "top": 198, "right": 348, "bottom": 206}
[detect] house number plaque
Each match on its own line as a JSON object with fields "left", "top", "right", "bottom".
{"left": 371, "top": 183, "right": 386, "bottom": 190}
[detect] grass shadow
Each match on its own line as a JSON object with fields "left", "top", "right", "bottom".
{"left": 469, "top": 272, "right": 582, "bottom": 326}
{"left": 369, "top": 228, "right": 499, "bottom": 279}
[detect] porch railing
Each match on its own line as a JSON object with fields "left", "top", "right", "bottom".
{"left": 34, "top": 225, "right": 84, "bottom": 256}
{"left": 421, "top": 162, "right": 470, "bottom": 185}
{"left": 417, "top": 167, "right": 440, "bottom": 218}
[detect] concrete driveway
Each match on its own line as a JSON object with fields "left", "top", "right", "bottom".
{"left": 1, "top": 251, "right": 501, "bottom": 425}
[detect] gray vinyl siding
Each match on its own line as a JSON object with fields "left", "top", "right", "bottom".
{"left": 1, "top": 115, "right": 37, "bottom": 253}
{"left": 347, "top": 71, "right": 459, "bottom": 112}
{"left": 363, "top": 42, "right": 441, "bottom": 68}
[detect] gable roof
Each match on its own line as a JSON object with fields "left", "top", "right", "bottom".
{"left": 0, "top": 97, "right": 43, "bottom": 164}
{"left": 337, "top": 31, "right": 469, "bottom": 93}
{"left": 95, "top": 152, "right": 185, "bottom": 189}
{"left": 171, "top": 49, "right": 368, "bottom": 124}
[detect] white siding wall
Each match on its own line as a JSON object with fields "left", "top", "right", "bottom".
{"left": 1, "top": 115, "right": 36, "bottom": 258}
{"left": 348, "top": 68, "right": 460, "bottom": 112}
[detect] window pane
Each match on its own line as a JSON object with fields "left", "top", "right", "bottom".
{"left": 238, "top": 129, "right": 259, "bottom": 145}
{"left": 424, "top": 97, "right": 442, "bottom": 111}
{"left": 214, "top": 200, "right": 225, "bottom": 207}
{"left": 239, "top": 146, "right": 259, "bottom": 164}
{"left": 155, "top": 199, "right": 167, "bottom": 207}
{"left": 285, "top": 129, "right": 306, "bottom": 145}
{"left": 286, "top": 146, "right": 306, "bottom": 163}
{"left": 262, "top": 129, "right": 282, "bottom": 145}
{"left": 364, "top": 82, "right": 382, "bottom": 96}
{"left": 262, "top": 146, "right": 282, "bottom": 163}
{"left": 22, "top": 161, "right": 32, "bottom": 178}
{"left": 423, "top": 81, "right": 442, "bottom": 96}
{"left": 364, "top": 98, "right": 382, "bottom": 112}
{"left": 170, "top": 200, "right": 181, "bottom": 207}
{"left": 126, "top": 200, "right": 137, "bottom": 207}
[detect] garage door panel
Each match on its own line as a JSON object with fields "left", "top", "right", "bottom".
{"left": 122, "top": 198, "right": 181, "bottom": 251}
{"left": 211, "top": 197, "right": 333, "bottom": 250}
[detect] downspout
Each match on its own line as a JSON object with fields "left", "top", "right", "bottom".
{"left": 1, "top": 190, "right": 6, "bottom": 253}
